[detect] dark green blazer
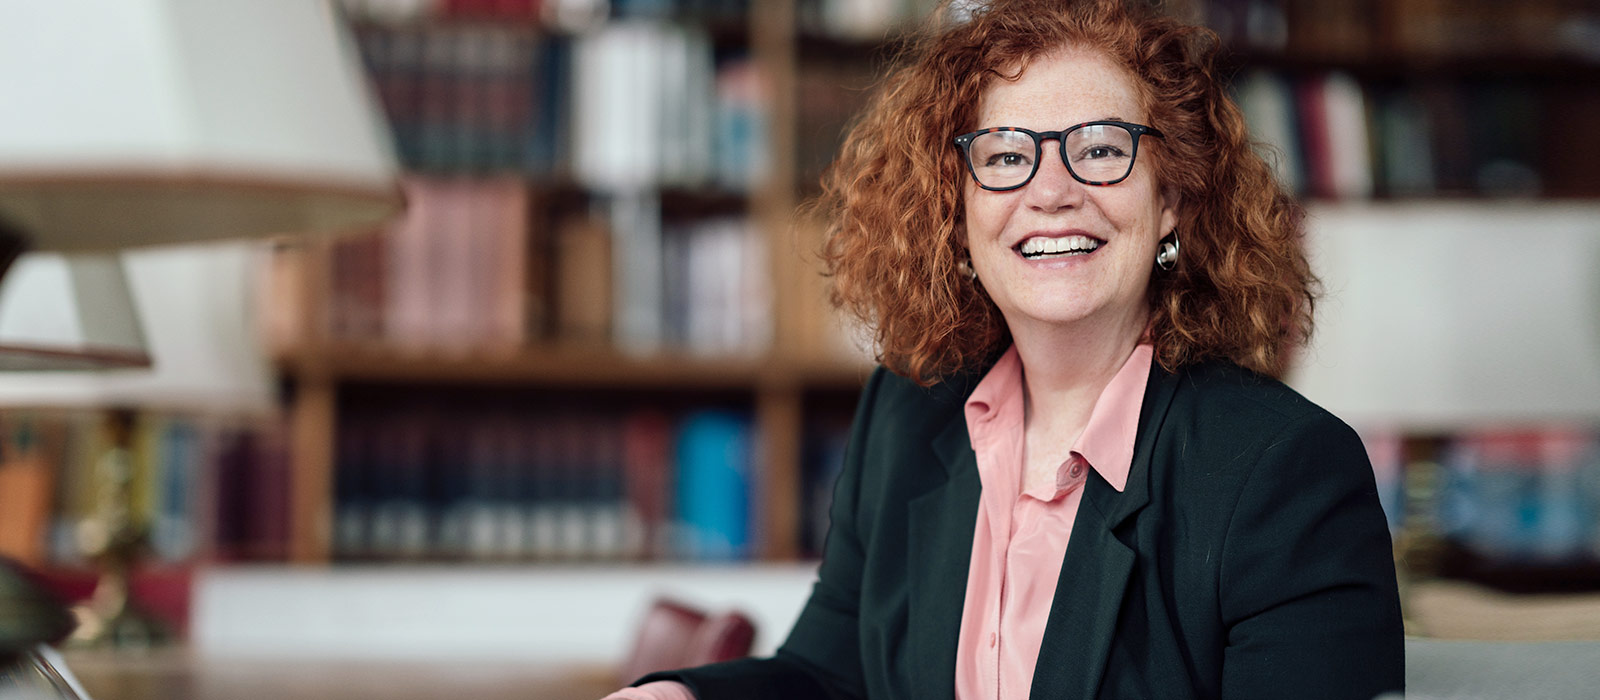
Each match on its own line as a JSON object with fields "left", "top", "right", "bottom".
{"left": 643, "top": 359, "right": 1405, "bottom": 699}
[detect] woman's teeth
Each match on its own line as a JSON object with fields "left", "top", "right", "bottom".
{"left": 1018, "top": 235, "right": 1102, "bottom": 259}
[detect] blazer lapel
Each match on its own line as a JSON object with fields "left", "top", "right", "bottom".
{"left": 906, "top": 411, "right": 982, "bottom": 700}
{"left": 1029, "top": 362, "right": 1181, "bottom": 700}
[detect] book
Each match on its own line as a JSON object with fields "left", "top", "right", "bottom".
{"left": 0, "top": 415, "right": 57, "bottom": 566}
{"left": 1233, "top": 70, "right": 1304, "bottom": 195}
{"left": 1438, "top": 430, "right": 1600, "bottom": 563}
{"left": 387, "top": 176, "right": 440, "bottom": 351}
{"left": 211, "top": 426, "right": 292, "bottom": 561}
{"left": 334, "top": 415, "right": 376, "bottom": 559}
{"left": 475, "top": 177, "right": 534, "bottom": 352}
{"left": 608, "top": 191, "right": 666, "bottom": 355}
{"left": 553, "top": 212, "right": 613, "bottom": 344}
{"left": 258, "top": 242, "right": 308, "bottom": 354}
{"left": 1372, "top": 88, "right": 1436, "bottom": 197}
{"left": 1470, "top": 83, "right": 1543, "bottom": 196}
{"left": 623, "top": 411, "right": 674, "bottom": 559}
{"left": 1293, "top": 74, "right": 1335, "bottom": 199}
{"left": 713, "top": 58, "right": 770, "bottom": 192}
{"left": 1320, "top": 72, "right": 1373, "bottom": 200}
{"left": 674, "top": 410, "right": 752, "bottom": 560}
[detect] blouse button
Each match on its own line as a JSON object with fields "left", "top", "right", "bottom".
{"left": 1066, "top": 456, "right": 1085, "bottom": 479}
{"left": 989, "top": 632, "right": 997, "bottom": 648}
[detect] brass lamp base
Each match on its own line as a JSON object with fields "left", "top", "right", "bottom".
{"left": 67, "top": 576, "right": 168, "bottom": 649}
{"left": 65, "top": 409, "right": 170, "bottom": 649}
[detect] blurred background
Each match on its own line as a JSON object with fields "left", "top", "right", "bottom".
{"left": 2, "top": 0, "right": 1599, "bottom": 698}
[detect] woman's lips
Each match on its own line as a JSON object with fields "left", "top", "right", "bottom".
{"left": 1014, "top": 232, "right": 1105, "bottom": 260}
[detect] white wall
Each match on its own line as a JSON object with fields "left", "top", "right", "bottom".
{"left": 192, "top": 563, "right": 819, "bottom": 662}
{"left": 1290, "top": 202, "right": 1600, "bottom": 429}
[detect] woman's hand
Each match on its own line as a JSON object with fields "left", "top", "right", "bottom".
{"left": 599, "top": 680, "right": 696, "bottom": 700}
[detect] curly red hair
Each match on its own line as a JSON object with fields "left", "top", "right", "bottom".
{"left": 815, "top": 0, "right": 1315, "bottom": 384}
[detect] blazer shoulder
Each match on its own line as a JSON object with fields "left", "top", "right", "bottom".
{"left": 862, "top": 364, "right": 982, "bottom": 428}
{"left": 1163, "top": 361, "right": 1367, "bottom": 477}
{"left": 1157, "top": 362, "right": 1375, "bottom": 524}
{"left": 1173, "top": 361, "right": 1348, "bottom": 434}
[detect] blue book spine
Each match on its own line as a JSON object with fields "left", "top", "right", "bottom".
{"left": 674, "top": 410, "right": 751, "bottom": 560}
{"left": 151, "top": 420, "right": 199, "bottom": 562}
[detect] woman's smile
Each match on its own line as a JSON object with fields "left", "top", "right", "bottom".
{"left": 1015, "top": 232, "right": 1104, "bottom": 260}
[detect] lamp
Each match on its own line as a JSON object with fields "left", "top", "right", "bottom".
{"left": 0, "top": 252, "right": 149, "bottom": 372}
{"left": 0, "top": 1, "right": 397, "bottom": 254}
{"left": 0, "top": 244, "right": 276, "bottom": 413}
{"left": 1288, "top": 201, "right": 1600, "bottom": 631}
{"left": 0, "top": 0, "right": 401, "bottom": 658}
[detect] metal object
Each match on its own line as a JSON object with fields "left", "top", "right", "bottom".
{"left": 0, "top": 563, "right": 74, "bottom": 657}
{"left": 66, "top": 410, "right": 167, "bottom": 649}
{"left": 0, "top": 645, "right": 92, "bottom": 700}
{"left": 1156, "top": 232, "right": 1180, "bottom": 271}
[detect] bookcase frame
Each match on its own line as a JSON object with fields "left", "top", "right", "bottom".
{"left": 275, "top": 0, "right": 1600, "bottom": 567}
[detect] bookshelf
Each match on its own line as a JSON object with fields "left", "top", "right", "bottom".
{"left": 260, "top": 0, "right": 1600, "bottom": 575}
{"left": 1187, "top": 0, "right": 1600, "bottom": 589}
{"left": 265, "top": 0, "right": 891, "bottom": 566}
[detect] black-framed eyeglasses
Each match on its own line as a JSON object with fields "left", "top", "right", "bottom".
{"left": 953, "top": 121, "right": 1164, "bottom": 190}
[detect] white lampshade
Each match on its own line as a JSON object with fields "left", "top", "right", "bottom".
{"left": 1288, "top": 202, "right": 1600, "bottom": 430}
{"left": 0, "top": 242, "right": 274, "bottom": 413}
{"left": 0, "top": 253, "right": 149, "bottom": 371}
{"left": 0, "top": 0, "right": 401, "bottom": 251}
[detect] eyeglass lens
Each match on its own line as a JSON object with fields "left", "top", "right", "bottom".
{"left": 967, "top": 124, "right": 1137, "bottom": 188}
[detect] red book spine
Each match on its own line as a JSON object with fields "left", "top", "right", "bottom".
{"left": 1294, "top": 75, "right": 1335, "bottom": 200}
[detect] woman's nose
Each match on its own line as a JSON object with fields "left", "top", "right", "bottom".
{"left": 1022, "top": 141, "right": 1086, "bottom": 212}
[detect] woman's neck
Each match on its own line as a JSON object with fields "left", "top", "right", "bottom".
{"left": 1009, "top": 308, "right": 1147, "bottom": 435}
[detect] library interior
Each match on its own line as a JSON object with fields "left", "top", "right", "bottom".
{"left": 2, "top": 0, "right": 1599, "bottom": 698}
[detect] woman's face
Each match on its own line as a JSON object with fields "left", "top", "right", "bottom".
{"left": 963, "top": 47, "right": 1178, "bottom": 338}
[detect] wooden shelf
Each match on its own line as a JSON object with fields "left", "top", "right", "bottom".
{"left": 1222, "top": 48, "right": 1600, "bottom": 81}
{"left": 276, "top": 342, "right": 871, "bottom": 391}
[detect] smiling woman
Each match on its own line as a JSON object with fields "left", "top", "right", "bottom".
{"left": 818, "top": 0, "right": 1313, "bottom": 385}
{"left": 602, "top": 1, "right": 1403, "bottom": 699}
{"left": 958, "top": 47, "right": 1177, "bottom": 377}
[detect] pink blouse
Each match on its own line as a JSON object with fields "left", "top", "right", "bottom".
{"left": 607, "top": 344, "right": 1151, "bottom": 700}
{"left": 954, "top": 344, "right": 1149, "bottom": 700}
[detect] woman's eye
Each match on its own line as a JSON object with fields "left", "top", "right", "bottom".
{"left": 1082, "top": 145, "right": 1127, "bottom": 160}
{"left": 987, "top": 152, "right": 1031, "bottom": 168}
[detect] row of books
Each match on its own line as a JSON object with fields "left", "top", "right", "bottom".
{"left": 340, "top": 0, "right": 754, "bottom": 27}
{"left": 261, "top": 177, "right": 773, "bottom": 357}
{"left": 350, "top": 20, "right": 770, "bottom": 190}
{"left": 341, "top": 0, "right": 1598, "bottom": 60}
{"left": 1363, "top": 429, "right": 1600, "bottom": 564}
{"left": 332, "top": 404, "right": 768, "bottom": 561}
{"left": 584, "top": 195, "right": 774, "bottom": 357}
{"left": 331, "top": 177, "right": 531, "bottom": 355}
{"left": 1437, "top": 431, "right": 1600, "bottom": 563}
{"left": 0, "top": 410, "right": 290, "bottom": 567}
{"left": 1196, "top": 0, "right": 1596, "bottom": 59}
{"left": 1233, "top": 71, "right": 1546, "bottom": 200}
{"left": 0, "top": 403, "right": 858, "bottom": 567}
{"left": 795, "top": 0, "right": 937, "bottom": 40}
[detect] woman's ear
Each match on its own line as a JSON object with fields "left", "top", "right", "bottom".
{"left": 1158, "top": 186, "right": 1180, "bottom": 236}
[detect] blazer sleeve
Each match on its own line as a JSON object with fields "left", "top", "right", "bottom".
{"left": 632, "top": 368, "right": 889, "bottom": 700}
{"left": 1217, "top": 410, "right": 1405, "bottom": 700}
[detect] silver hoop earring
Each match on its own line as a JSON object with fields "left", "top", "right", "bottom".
{"left": 1155, "top": 231, "right": 1180, "bottom": 271}
{"left": 956, "top": 258, "right": 977, "bottom": 282}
